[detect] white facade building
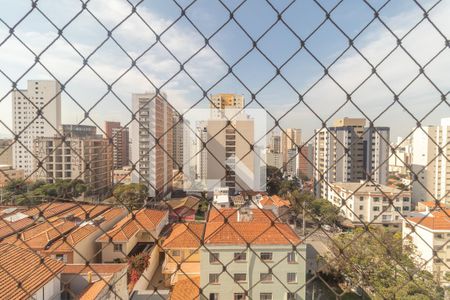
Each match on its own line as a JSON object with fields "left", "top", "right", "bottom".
{"left": 328, "top": 182, "right": 412, "bottom": 225}
{"left": 411, "top": 118, "right": 450, "bottom": 205}
{"left": 12, "top": 80, "right": 61, "bottom": 176}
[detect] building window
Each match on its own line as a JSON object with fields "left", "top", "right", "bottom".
{"left": 287, "top": 252, "right": 296, "bottom": 263}
{"left": 234, "top": 273, "right": 247, "bottom": 282}
{"left": 403, "top": 206, "right": 409, "bottom": 211}
{"left": 234, "top": 252, "right": 247, "bottom": 262}
{"left": 373, "top": 207, "right": 380, "bottom": 211}
{"left": 260, "top": 273, "right": 273, "bottom": 283}
{"left": 260, "top": 293, "right": 272, "bottom": 300}
{"left": 113, "top": 244, "right": 122, "bottom": 252}
{"left": 172, "top": 250, "right": 180, "bottom": 256}
{"left": 287, "top": 293, "right": 296, "bottom": 300}
{"left": 209, "top": 293, "right": 219, "bottom": 300}
{"left": 55, "top": 254, "right": 66, "bottom": 262}
{"left": 234, "top": 294, "right": 246, "bottom": 300}
{"left": 287, "top": 272, "right": 297, "bottom": 283}
{"left": 359, "top": 205, "right": 363, "bottom": 210}
{"left": 209, "top": 273, "right": 220, "bottom": 284}
{"left": 260, "top": 252, "right": 273, "bottom": 261}
{"left": 210, "top": 252, "right": 220, "bottom": 264}
{"left": 374, "top": 197, "right": 380, "bottom": 202}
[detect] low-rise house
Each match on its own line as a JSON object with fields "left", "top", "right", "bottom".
{"left": 212, "top": 187, "right": 230, "bottom": 208}
{"left": 328, "top": 182, "right": 412, "bottom": 226}
{"left": 61, "top": 264, "right": 128, "bottom": 299}
{"left": 0, "top": 243, "right": 65, "bottom": 300}
{"left": 0, "top": 164, "right": 24, "bottom": 187}
{"left": 3, "top": 204, "right": 113, "bottom": 264}
{"left": 242, "top": 191, "right": 267, "bottom": 208}
{"left": 260, "top": 194, "right": 292, "bottom": 222}
{"left": 201, "top": 207, "right": 306, "bottom": 300}
{"left": 166, "top": 196, "right": 200, "bottom": 222}
{"left": 416, "top": 201, "right": 449, "bottom": 213}
{"left": 169, "top": 276, "right": 200, "bottom": 300}
{"left": 97, "top": 208, "right": 168, "bottom": 262}
{"left": 403, "top": 209, "right": 450, "bottom": 286}
{"left": 161, "top": 222, "right": 204, "bottom": 286}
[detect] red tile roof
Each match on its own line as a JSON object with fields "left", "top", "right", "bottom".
{"left": 97, "top": 209, "right": 167, "bottom": 242}
{"left": 0, "top": 243, "right": 64, "bottom": 300}
{"left": 162, "top": 223, "right": 205, "bottom": 249}
{"left": 79, "top": 275, "right": 112, "bottom": 300}
{"left": 260, "top": 195, "right": 291, "bottom": 208}
{"left": 208, "top": 207, "right": 277, "bottom": 223}
{"left": 63, "top": 263, "right": 127, "bottom": 275}
{"left": 407, "top": 209, "right": 450, "bottom": 231}
{"left": 170, "top": 276, "right": 200, "bottom": 300}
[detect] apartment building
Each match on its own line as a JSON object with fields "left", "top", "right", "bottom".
{"left": 33, "top": 125, "right": 113, "bottom": 195}
{"left": 282, "top": 128, "right": 301, "bottom": 166}
{"left": 389, "top": 136, "right": 412, "bottom": 175}
{"left": 403, "top": 209, "right": 450, "bottom": 285}
{"left": 313, "top": 118, "right": 390, "bottom": 199}
{"left": 131, "top": 92, "right": 173, "bottom": 198}
{"left": 0, "top": 165, "right": 24, "bottom": 187}
{"left": 0, "top": 139, "right": 13, "bottom": 165}
{"left": 97, "top": 208, "right": 168, "bottom": 262}
{"left": 161, "top": 222, "right": 204, "bottom": 286}
{"left": 201, "top": 207, "right": 306, "bottom": 300}
{"left": 264, "top": 148, "right": 283, "bottom": 169}
{"left": 298, "top": 143, "right": 313, "bottom": 180}
{"left": 328, "top": 182, "right": 412, "bottom": 225}
{"left": 269, "top": 133, "right": 281, "bottom": 154}
{"left": 12, "top": 80, "right": 61, "bottom": 176}
{"left": 0, "top": 243, "right": 64, "bottom": 300}
{"left": 172, "top": 113, "right": 185, "bottom": 170}
{"left": 105, "top": 121, "right": 130, "bottom": 169}
{"left": 411, "top": 118, "right": 450, "bottom": 205}
{"left": 209, "top": 93, "right": 244, "bottom": 110}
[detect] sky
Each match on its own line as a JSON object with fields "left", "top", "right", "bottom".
{"left": 0, "top": 0, "right": 448, "bottom": 143}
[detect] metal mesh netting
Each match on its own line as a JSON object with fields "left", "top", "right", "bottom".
{"left": 0, "top": 0, "right": 449, "bottom": 300}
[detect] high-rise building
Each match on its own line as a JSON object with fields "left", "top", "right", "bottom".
{"left": 0, "top": 139, "right": 13, "bottom": 165}
{"left": 313, "top": 118, "right": 390, "bottom": 199}
{"left": 209, "top": 93, "right": 244, "bottom": 110}
{"left": 172, "top": 113, "right": 184, "bottom": 170}
{"left": 298, "top": 143, "right": 313, "bottom": 180}
{"left": 389, "top": 136, "right": 412, "bottom": 175}
{"left": 33, "top": 125, "right": 112, "bottom": 195}
{"left": 411, "top": 118, "right": 450, "bottom": 205}
{"left": 12, "top": 80, "right": 61, "bottom": 176}
{"left": 131, "top": 92, "right": 173, "bottom": 198}
{"left": 269, "top": 133, "right": 281, "bottom": 154}
{"left": 281, "top": 128, "right": 301, "bottom": 163}
{"left": 104, "top": 121, "right": 129, "bottom": 169}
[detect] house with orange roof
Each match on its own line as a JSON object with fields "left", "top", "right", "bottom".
{"left": 166, "top": 196, "right": 200, "bottom": 222}
{"left": 61, "top": 263, "right": 128, "bottom": 299}
{"left": 169, "top": 276, "right": 200, "bottom": 300}
{"left": 403, "top": 209, "right": 450, "bottom": 286}
{"left": 96, "top": 208, "right": 168, "bottom": 262}
{"left": 259, "top": 194, "right": 292, "bottom": 222}
{"left": 200, "top": 207, "right": 306, "bottom": 300}
{"left": 0, "top": 243, "right": 65, "bottom": 300}
{"left": 3, "top": 204, "right": 124, "bottom": 264}
{"left": 161, "top": 222, "right": 205, "bottom": 287}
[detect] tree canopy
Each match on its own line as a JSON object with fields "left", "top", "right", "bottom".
{"left": 112, "top": 183, "right": 148, "bottom": 209}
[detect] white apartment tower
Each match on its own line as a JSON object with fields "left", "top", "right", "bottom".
{"left": 313, "top": 118, "right": 390, "bottom": 199}
{"left": 412, "top": 118, "right": 450, "bottom": 205}
{"left": 131, "top": 92, "right": 173, "bottom": 198}
{"left": 12, "top": 80, "right": 61, "bottom": 176}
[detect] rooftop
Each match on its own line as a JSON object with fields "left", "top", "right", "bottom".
{"left": 0, "top": 243, "right": 64, "bottom": 300}
{"left": 97, "top": 208, "right": 167, "bottom": 243}
{"left": 166, "top": 196, "right": 200, "bottom": 211}
{"left": 260, "top": 195, "right": 291, "bottom": 208}
{"left": 169, "top": 276, "right": 200, "bottom": 300}
{"left": 162, "top": 223, "right": 205, "bottom": 249}
{"left": 407, "top": 209, "right": 450, "bottom": 231}
{"left": 63, "top": 263, "right": 127, "bottom": 275}
{"left": 331, "top": 182, "right": 407, "bottom": 194}
{"left": 208, "top": 207, "right": 278, "bottom": 223}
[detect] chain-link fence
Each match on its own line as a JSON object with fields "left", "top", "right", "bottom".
{"left": 0, "top": 0, "right": 449, "bottom": 299}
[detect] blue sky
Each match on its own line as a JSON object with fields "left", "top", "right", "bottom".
{"left": 0, "top": 0, "right": 448, "bottom": 142}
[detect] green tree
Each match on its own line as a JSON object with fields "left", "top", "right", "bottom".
{"left": 113, "top": 183, "right": 148, "bottom": 209}
{"left": 328, "top": 227, "right": 444, "bottom": 299}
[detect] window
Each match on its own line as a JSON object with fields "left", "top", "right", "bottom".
{"left": 209, "top": 293, "right": 219, "bottom": 300}
{"left": 403, "top": 206, "right": 409, "bottom": 211}
{"left": 373, "top": 206, "right": 380, "bottom": 211}
{"left": 359, "top": 205, "right": 363, "bottom": 210}
{"left": 234, "top": 294, "right": 245, "bottom": 300}
{"left": 234, "top": 252, "right": 247, "bottom": 262}
{"left": 209, "top": 273, "right": 220, "bottom": 284}
{"left": 287, "top": 252, "right": 296, "bottom": 263}
{"left": 172, "top": 250, "right": 180, "bottom": 256}
{"left": 260, "top": 252, "right": 273, "bottom": 261}
{"left": 287, "top": 293, "right": 296, "bottom": 300}
{"left": 260, "top": 273, "right": 273, "bottom": 283}
{"left": 260, "top": 293, "right": 272, "bottom": 300}
{"left": 374, "top": 197, "right": 380, "bottom": 202}
{"left": 210, "top": 252, "right": 220, "bottom": 264}
{"left": 113, "top": 244, "right": 122, "bottom": 252}
{"left": 55, "top": 254, "right": 66, "bottom": 262}
{"left": 234, "top": 273, "right": 247, "bottom": 282}
{"left": 287, "top": 272, "right": 297, "bottom": 283}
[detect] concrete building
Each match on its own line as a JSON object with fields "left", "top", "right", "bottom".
{"left": 172, "top": 113, "right": 185, "bottom": 170}
{"left": 209, "top": 93, "right": 244, "bottom": 110}
{"left": 201, "top": 208, "right": 306, "bottom": 300}
{"left": 389, "top": 136, "right": 412, "bottom": 175}
{"left": 269, "top": 133, "right": 281, "bottom": 154}
{"left": 411, "top": 118, "right": 450, "bottom": 205}
{"left": 298, "top": 143, "right": 313, "bottom": 180}
{"left": 264, "top": 148, "right": 283, "bottom": 169}
{"left": 12, "top": 80, "right": 61, "bottom": 176}
{"left": 0, "top": 165, "right": 24, "bottom": 188}
{"left": 403, "top": 209, "right": 450, "bottom": 286}
{"left": 0, "top": 139, "right": 13, "bottom": 165}
{"left": 131, "top": 92, "right": 173, "bottom": 198}
{"left": 328, "top": 182, "right": 412, "bottom": 226}
{"left": 33, "top": 125, "right": 113, "bottom": 195}
{"left": 313, "top": 118, "right": 390, "bottom": 199}
{"left": 282, "top": 128, "right": 301, "bottom": 165}
{"left": 105, "top": 121, "right": 130, "bottom": 169}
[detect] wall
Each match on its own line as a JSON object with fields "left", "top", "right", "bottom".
{"left": 32, "top": 275, "right": 61, "bottom": 300}
{"left": 133, "top": 245, "right": 160, "bottom": 291}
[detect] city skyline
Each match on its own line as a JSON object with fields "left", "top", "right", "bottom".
{"left": 0, "top": 0, "right": 449, "bottom": 141}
